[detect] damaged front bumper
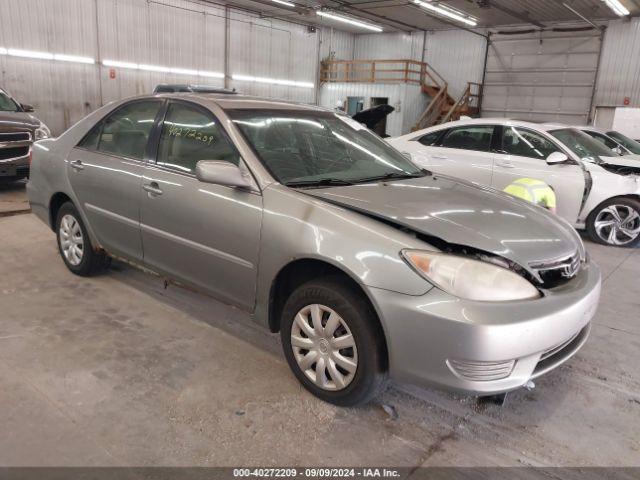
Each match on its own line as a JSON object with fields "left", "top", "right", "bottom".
{"left": 367, "top": 261, "right": 601, "bottom": 395}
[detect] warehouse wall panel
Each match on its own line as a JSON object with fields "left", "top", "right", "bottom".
{"left": 0, "top": 0, "right": 319, "bottom": 134}
{"left": 595, "top": 17, "right": 640, "bottom": 107}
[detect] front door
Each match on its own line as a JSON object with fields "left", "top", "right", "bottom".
{"left": 140, "top": 100, "right": 262, "bottom": 310}
{"left": 67, "top": 100, "right": 164, "bottom": 261}
{"left": 491, "top": 126, "right": 585, "bottom": 223}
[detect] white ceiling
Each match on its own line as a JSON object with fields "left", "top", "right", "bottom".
{"left": 214, "top": 0, "right": 640, "bottom": 33}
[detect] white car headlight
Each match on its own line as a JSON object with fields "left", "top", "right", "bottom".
{"left": 402, "top": 249, "right": 540, "bottom": 302}
{"left": 35, "top": 124, "right": 50, "bottom": 140}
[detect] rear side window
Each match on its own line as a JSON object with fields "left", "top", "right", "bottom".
{"left": 441, "top": 126, "right": 493, "bottom": 152}
{"left": 85, "top": 101, "right": 162, "bottom": 160}
{"left": 416, "top": 130, "right": 442, "bottom": 146}
{"left": 156, "top": 102, "right": 239, "bottom": 174}
{"left": 100, "top": 101, "right": 161, "bottom": 160}
{"left": 501, "top": 127, "right": 559, "bottom": 160}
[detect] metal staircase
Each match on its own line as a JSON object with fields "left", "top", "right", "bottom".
{"left": 319, "top": 59, "right": 482, "bottom": 132}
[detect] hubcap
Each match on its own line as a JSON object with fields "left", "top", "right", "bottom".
{"left": 290, "top": 304, "right": 358, "bottom": 391}
{"left": 594, "top": 205, "right": 640, "bottom": 246}
{"left": 59, "top": 214, "right": 84, "bottom": 266}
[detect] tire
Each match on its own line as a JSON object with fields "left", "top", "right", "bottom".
{"left": 586, "top": 197, "right": 640, "bottom": 247}
{"left": 280, "top": 277, "right": 387, "bottom": 406}
{"left": 55, "top": 202, "right": 110, "bottom": 276}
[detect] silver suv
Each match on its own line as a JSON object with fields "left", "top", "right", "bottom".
{"left": 27, "top": 94, "right": 601, "bottom": 405}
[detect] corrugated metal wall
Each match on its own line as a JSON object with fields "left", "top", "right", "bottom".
{"left": 482, "top": 29, "right": 602, "bottom": 124}
{"left": 423, "top": 29, "right": 487, "bottom": 100}
{"left": 0, "top": 0, "right": 320, "bottom": 134}
{"left": 595, "top": 17, "right": 640, "bottom": 107}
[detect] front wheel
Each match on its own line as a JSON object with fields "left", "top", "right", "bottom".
{"left": 280, "top": 278, "right": 387, "bottom": 406}
{"left": 586, "top": 198, "right": 640, "bottom": 247}
{"left": 56, "top": 202, "right": 110, "bottom": 276}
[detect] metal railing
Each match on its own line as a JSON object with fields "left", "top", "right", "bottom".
{"left": 320, "top": 59, "right": 446, "bottom": 89}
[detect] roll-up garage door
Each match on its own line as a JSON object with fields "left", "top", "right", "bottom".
{"left": 481, "top": 30, "right": 603, "bottom": 125}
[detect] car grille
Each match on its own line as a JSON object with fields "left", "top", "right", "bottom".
{"left": 447, "top": 359, "right": 516, "bottom": 382}
{"left": 0, "top": 131, "right": 31, "bottom": 142}
{"left": 0, "top": 146, "right": 29, "bottom": 161}
{"left": 528, "top": 251, "right": 581, "bottom": 288}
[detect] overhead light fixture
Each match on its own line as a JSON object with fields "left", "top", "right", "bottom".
{"left": 7, "top": 49, "right": 54, "bottom": 60}
{"left": 412, "top": 0, "right": 478, "bottom": 27}
{"left": 53, "top": 53, "right": 94, "bottom": 64}
{"left": 316, "top": 11, "right": 383, "bottom": 32}
{"left": 232, "top": 74, "right": 314, "bottom": 88}
{"left": 271, "top": 0, "right": 295, "bottom": 7}
{"left": 1, "top": 48, "right": 95, "bottom": 64}
{"left": 603, "top": 0, "right": 629, "bottom": 16}
{"left": 102, "top": 59, "right": 224, "bottom": 79}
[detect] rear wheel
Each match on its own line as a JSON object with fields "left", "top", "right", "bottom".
{"left": 280, "top": 277, "right": 387, "bottom": 406}
{"left": 586, "top": 198, "right": 640, "bottom": 247}
{"left": 56, "top": 202, "right": 110, "bottom": 276}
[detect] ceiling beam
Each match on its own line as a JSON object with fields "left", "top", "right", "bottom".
{"left": 327, "top": 0, "right": 422, "bottom": 31}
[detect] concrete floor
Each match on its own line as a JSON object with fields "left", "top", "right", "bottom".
{"left": 0, "top": 180, "right": 30, "bottom": 216}
{"left": 0, "top": 211, "right": 639, "bottom": 467}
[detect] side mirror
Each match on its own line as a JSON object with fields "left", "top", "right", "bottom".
{"left": 195, "top": 160, "right": 255, "bottom": 190}
{"left": 546, "top": 152, "right": 568, "bottom": 165}
{"left": 21, "top": 103, "right": 35, "bottom": 112}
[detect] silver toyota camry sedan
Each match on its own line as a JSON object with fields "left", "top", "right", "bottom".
{"left": 27, "top": 93, "right": 601, "bottom": 406}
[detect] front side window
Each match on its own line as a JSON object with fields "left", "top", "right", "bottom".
{"left": 96, "top": 101, "right": 161, "bottom": 160}
{"left": 0, "top": 90, "right": 20, "bottom": 112}
{"left": 156, "top": 103, "right": 239, "bottom": 174}
{"left": 606, "top": 131, "right": 640, "bottom": 154}
{"left": 550, "top": 128, "right": 615, "bottom": 163}
{"left": 440, "top": 126, "right": 493, "bottom": 152}
{"left": 583, "top": 130, "right": 621, "bottom": 151}
{"left": 230, "top": 110, "right": 424, "bottom": 186}
{"left": 501, "top": 127, "right": 559, "bottom": 160}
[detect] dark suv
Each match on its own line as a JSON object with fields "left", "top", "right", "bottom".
{"left": 0, "top": 88, "right": 50, "bottom": 182}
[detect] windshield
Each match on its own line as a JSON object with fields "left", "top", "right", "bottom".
{"left": 607, "top": 130, "right": 640, "bottom": 155}
{"left": 0, "top": 90, "right": 20, "bottom": 112}
{"left": 550, "top": 128, "right": 615, "bottom": 163}
{"left": 230, "top": 109, "right": 424, "bottom": 186}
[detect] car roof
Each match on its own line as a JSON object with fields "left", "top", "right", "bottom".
{"left": 400, "top": 117, "right": 577, "bottom": 138}
{"left": 138, "top": 92, "right": 332, "bottom": 112}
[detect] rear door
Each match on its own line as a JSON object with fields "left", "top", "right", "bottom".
{"left": 408, "top": 125, "right": 496, "bottom": 186}
{"left": 139, "top": 100, "right": 262, "bottom": 310}
{"left": 491, "top": 125, "right": 585, "bottom": 222}
{"left": 67, "top": 99, "right": 164, "bottom": 261}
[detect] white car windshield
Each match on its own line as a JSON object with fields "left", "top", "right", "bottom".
{"left": 550, "top": 128, "right": 615, "bottom": 163}
{"left": 230, "top": 110, "right": 425, "bottom": 187}
{"left": 607, "top": 131, "right": 640, "bottom": 155}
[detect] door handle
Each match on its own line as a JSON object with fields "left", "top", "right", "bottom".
{"left": 496, "top": 161, "right": 515, "bottom": 168}
{"left": 431, "top": 155, "right": 448, "bottom": 160}
{"left": 143, "top": 182, "right": 163, "bottom": 196}
{"left": 70, "top": 159, "right": 84, "bottom": 171}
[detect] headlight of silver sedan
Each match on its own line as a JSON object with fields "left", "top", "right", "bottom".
{"left": 401, "top": 249, "right": 540, "bottom": 302}
{"left": 35, "top": 124, "right": 50, "bottom": 140}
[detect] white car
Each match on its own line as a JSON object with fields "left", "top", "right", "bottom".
{"left": 389, "top": 118, "right": 640, "bottom": 247}
{"left": 574, "top": 126, "right": 640, "bottom": 156}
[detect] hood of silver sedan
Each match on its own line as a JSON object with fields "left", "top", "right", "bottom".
{"left": 304, "top": 175, "right": 579, "bottom": 270}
